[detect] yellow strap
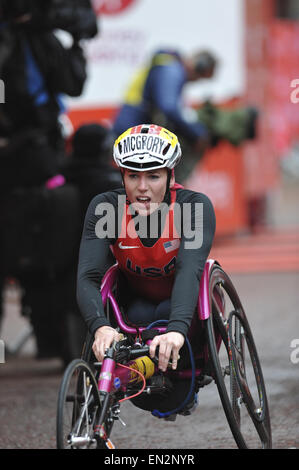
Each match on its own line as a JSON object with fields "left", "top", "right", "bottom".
{"left": 124, "top": 66, "right": 150, "bottom": 105}
{"left": 124, "top": 53, "right": 178, "bottom": 106}
{"left": 150, "top": 53, "right": 178, "bottom": 67}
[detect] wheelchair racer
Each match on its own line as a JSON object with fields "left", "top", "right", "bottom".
{"left": 77, "top": 124, "right": 216, "bottom": 414}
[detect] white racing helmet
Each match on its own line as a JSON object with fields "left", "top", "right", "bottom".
{"left": 113, "top": 124, "right": 182, "bottom": 171}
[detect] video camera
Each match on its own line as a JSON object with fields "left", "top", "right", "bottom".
{"left": 0, "top": 0, "right": 98, "bottom": 40}
{"left": 197, "top": 101, "right": 259, "bottom": 147}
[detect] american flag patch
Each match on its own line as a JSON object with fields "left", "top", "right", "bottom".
{"left": 163, "top": 239, "right": 180, "bottom": 253}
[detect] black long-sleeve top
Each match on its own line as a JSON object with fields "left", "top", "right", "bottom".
{"left": 77, "top": 187, "right": 216, "bottom": 338}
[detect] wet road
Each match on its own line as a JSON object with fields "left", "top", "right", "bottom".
{"left": 0, "top": 270, "right": 298, "bottom": 450}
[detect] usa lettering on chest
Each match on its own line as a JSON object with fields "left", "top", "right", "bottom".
{"left": 126, "top": 256, "right": 176, "bottom": 277}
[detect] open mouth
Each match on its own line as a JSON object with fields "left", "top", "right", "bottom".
{"left": 136, "top": 196, "right": 151, "bottom": 203}
{"left": 134, "top": 196, "right": 152, "bottom": 213}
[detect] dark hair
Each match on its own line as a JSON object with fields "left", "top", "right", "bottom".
{"left": 0, "top": 0, "right": 98, "bottom": 40}
{"left": 72, "top": 123, "right": 109, "bottom": 159}
{"left": 193, "top": 51, "right": 217, "bottom": 75}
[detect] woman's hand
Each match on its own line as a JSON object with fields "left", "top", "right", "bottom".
{"left": 149, "top": 331, "right": 184, "bottom": 372}
{"left": 92, "top": 326, "right": 120, "bottom": 362}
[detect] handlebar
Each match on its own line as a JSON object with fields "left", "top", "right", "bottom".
{"left": 128, "top": 345, "right": 150, "bottom": 359}
{"left": 103, "top": 334, "right": 175, "bottom": 368}
{"left": 128, "top": 344, "right": 175, "bottom": 369}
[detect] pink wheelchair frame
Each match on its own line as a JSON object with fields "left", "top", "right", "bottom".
{"left": 99, "top": 258, "right": 222, "bottom": 384}
{"left": 97, "top": 258, "right": 271, "bottom": 450}
{"left": 101, "top": 259, "right": 216, "bottom": 327}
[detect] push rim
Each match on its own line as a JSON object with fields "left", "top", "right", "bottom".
{"left": 206, "top": 265, "right": 272, "bottom": 449}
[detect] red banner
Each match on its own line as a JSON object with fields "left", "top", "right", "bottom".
{"left": 92, "top": 0, "right": 137, "bottom": 16}
{"left": 243, "top": 0, "right": 279, "bottom": 198}
{"left": 268, "top": 21, "right": 299, "bottom": 154}
{"left": 185, "top": 142, "right": 248, "bottom": 237}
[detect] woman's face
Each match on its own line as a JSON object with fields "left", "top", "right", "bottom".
{"left": 123, "top": 168, "right": 174, "bottom": 216}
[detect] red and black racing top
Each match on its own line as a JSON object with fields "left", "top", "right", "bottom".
{"left": 77, "top": 186, "right": 215, "bottom": 338}
{"left": 111, "top": 188, "right": 180, "bottom": 303}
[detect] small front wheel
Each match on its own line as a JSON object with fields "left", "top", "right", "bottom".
{"left": 56, "top": 359, "right": 100, "bottom": 449}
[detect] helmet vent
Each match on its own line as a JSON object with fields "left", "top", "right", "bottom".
{"left": 163, "top": 143, "right": 171, "bottom": 155}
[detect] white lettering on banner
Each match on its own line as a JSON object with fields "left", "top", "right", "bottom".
{"left": 86, "top": 29, "right": 146, "bottom": 65}
{"left": 67, "top": 1, "right": 244, "bottom": 109}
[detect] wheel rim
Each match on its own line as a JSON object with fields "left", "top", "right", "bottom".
{"left": 57, "top": 360, "right": 100, "bottom": 449}
{"left": 207, "top": 267, "right": 272, "bottom": 449}
{"left": 228, "top": 310, "right": 272, "bottom": 446}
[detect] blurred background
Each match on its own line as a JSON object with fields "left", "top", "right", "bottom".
{"left": 0, "top": 0, "right": 298, "bottom": 449}
{"left": 66, "top": 0, "right": 299, "bottom": 230}
{"left": 1, "top": 0, "right": 299, "bottom": 377}
{"left": 65, "top": 0, "right": 299, "bottom": 278}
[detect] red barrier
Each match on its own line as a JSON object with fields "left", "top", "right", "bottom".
{"left": 185, "top": 141, "right": 248, "bottom": 237}
{"left": 67, "top": 106, "right": 118, "bottom": 131}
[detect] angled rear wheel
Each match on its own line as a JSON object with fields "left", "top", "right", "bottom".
{"left": 206, "top": 265, "right": 272, "bottom": 449}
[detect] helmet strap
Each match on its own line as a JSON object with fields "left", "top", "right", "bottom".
{"left": 163, "top": 169, "right": 173, "bottom": 203}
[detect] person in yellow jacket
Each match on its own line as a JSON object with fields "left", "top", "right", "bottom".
{"left": 113, "top": 49, "right": 217, "bottom": 157}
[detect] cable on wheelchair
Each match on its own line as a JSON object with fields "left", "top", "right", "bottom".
{"left": 144, "top": 320, "right": 196, "bottom": 419}
{"left": 117, "top": 363, "right": 147, "bottom": 403}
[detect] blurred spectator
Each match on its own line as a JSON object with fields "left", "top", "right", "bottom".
{"left": 113, "top": 49, "right": 218, "bottom": 156}
{"left": 0, "top": 0, "right": 98, "bottom": 190}
{"left": 63, "top": 123, "right": 122, "bottom": 218}
{"left": 0, "top": 0, "right": 98, "bottom": 363}
{"left": 0, "top": 14, "right": 92, "bottom": 192}
{"left": 60, "top": 124, "right": 122, "bottom": 358}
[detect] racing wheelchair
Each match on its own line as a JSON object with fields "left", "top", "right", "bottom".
{"left": 56, "top": 259, "right": 272, "bottom": 449}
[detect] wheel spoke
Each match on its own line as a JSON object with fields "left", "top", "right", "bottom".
{"left": 230, "top": 331, "right": 256, "bottom": 413}
{"left": 206, "top": 266, "right": 272, "bottom": 449}
{"left": 56, "top": 359, "right": 101, "bottom": 449}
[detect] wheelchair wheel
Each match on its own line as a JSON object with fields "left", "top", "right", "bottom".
{"left": 81, "top": 332, "right": 97, "bottom": 364}
{"left": 56, "top": 359, "right": 100, "bottom": 449}
{"left": 206, "top": 265, "right": 272, "bottom": 449}
{"left": 80, "top": 332, "right": 121, "bottom": 445}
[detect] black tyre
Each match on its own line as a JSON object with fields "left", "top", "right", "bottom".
{"left": 228, "top": 309, "right": 272, "bottom": 447}
{"left": 79, "top": 332, "right": 119, "bottom": 449}
{"left": 81, "top": 332, "right": 97, "bottom": 364}
{"left": 206, "top": 265, "right": 272, "bottom": 449}
{"left": 56, "top": 359, "right": 100, "bottom": 449}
